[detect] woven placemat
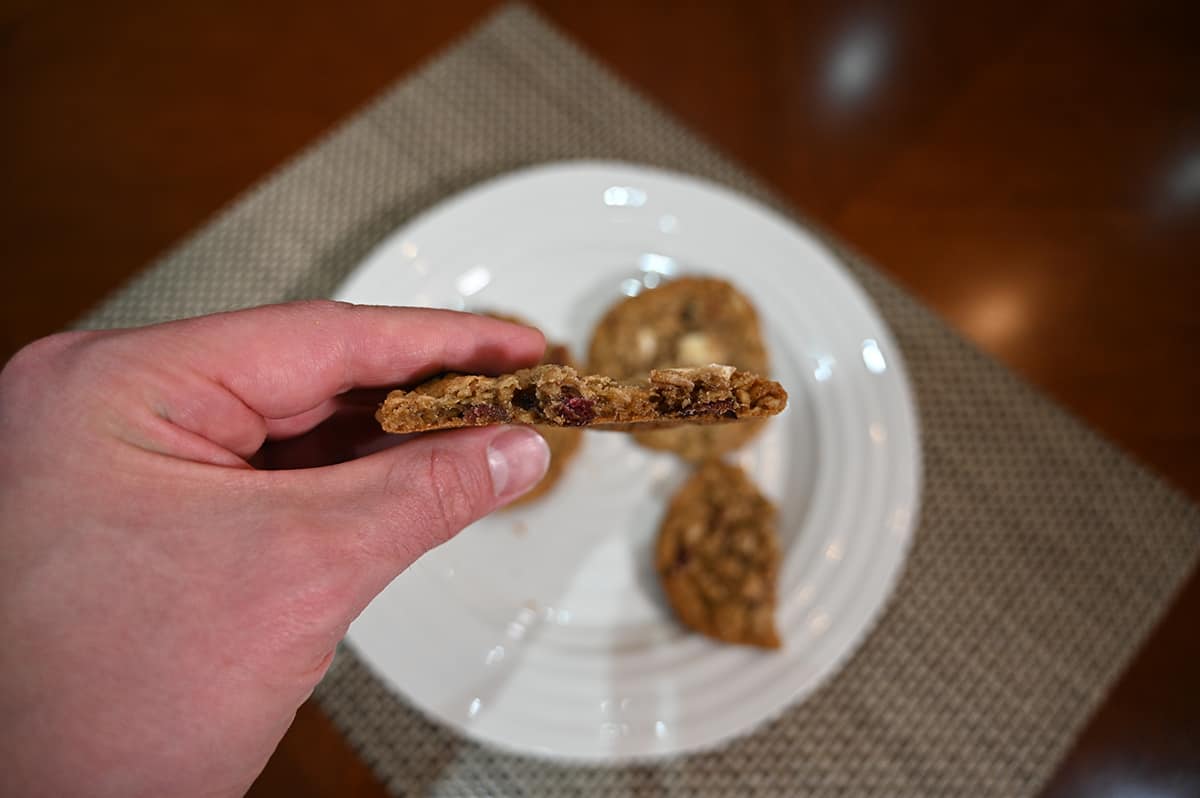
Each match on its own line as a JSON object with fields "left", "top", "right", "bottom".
{"left": 76, "top": 5, "right": 1200, "bottom": 795}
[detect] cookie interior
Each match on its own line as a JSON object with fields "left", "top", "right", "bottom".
{"left": 376, "top": 364, "right": 787, "bottom": 433}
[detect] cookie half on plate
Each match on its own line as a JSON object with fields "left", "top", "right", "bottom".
{"left": 656, "top": 460, "right": 782, "bottom": 649}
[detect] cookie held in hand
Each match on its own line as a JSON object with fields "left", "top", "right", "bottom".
{"left": 376, "top": 364, "right": 787, "bottom": 434}
{"left": 481, "top": 312, "right": 583, "bottom": 507}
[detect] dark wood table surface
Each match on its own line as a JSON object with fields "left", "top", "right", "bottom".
{"left": 4, "top": 1, "right": 1198, "bottom": 794}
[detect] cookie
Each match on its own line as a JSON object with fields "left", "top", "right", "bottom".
{"left": 483, "top": 313, "right": 583, "bottom": 507}
{"left": 376, "top": 363, "right": 787, "bottom": 434}
{"left": 587, "top": 276, "right": 772, "bottom": 461}
{"left": 655, "top": 460, "right": 781, "bottom": 648}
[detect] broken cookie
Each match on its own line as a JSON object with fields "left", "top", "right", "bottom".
{"left": 376, "top": 363, "right": 787, "bottom": 434}
{"left": 483, "top": 312, "right": 583, "bottom": 507}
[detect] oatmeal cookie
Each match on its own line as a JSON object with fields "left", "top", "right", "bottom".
{"left": 588, "top": 276, "right": 772, "bottom": 460}
{"left": 655, "top": 460, "right": 781, "bottom": 648}
{"left": 483, "top": 313, "right": 583, "bottom": 506}
{"left": 376, "top": 363, "right": 786, "bottom": 434}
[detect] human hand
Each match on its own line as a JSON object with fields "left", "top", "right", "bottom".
{"left": 0, "top": 301, "right": 550, "bottom": 797}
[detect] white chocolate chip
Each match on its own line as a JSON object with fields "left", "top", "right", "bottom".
{"left": 676, "top": 332, "right": 724, "bottom": 366}
{"left": 636, "top": 328, "right": 658, "bottom": 359}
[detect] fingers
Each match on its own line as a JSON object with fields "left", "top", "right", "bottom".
{"left": 166, "top": 301, "right": 545, "bottom": 418}
{"left": 279, "top": 425, "right": 549, "bottom": 596}
{"left": 263, "top": 399, "right": 339, "bottom": 441}
{"left": 251, "top": 405, "right": 396, "bottom": 470}
{"left": 262, "top": 388, "right": 388, "bottom": 441}
{"left": 98, "top": 301, "right": 544, "bottom": 459}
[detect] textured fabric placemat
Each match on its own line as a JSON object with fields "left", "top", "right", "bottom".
{"left": 76, "top": 5, "right": 1200, "bottom": 795}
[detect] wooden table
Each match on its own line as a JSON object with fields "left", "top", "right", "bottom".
{"left": 3, "top": 1, "right": 1197, "bottom": 794}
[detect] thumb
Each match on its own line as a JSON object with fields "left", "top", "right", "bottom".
{"left": 284, "top": 425, "right": 550, "bottom": 593}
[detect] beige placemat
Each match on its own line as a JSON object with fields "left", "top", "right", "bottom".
{"left": 76, "top": 5, "right": 1200, "bottom": 795}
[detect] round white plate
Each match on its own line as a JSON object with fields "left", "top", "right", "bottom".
{"left": 333, "top": 161, "right": 921, "bottom": 761}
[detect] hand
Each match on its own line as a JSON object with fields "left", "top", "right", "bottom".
{"left": 0, "top": 301, "right": 550, "bottom": 797}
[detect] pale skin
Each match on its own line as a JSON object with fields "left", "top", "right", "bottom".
{"left": 0, "top": 301, "right": 551, "bottom": 797}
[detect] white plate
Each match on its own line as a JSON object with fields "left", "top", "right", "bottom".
{"left": 333, "top": 161, "right": 921, "bottom": 761}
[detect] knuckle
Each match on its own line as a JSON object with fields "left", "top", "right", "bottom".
{"left": 345, "top": 440, "right": 494, "bottom": 570}
{"left": 1, "top": 331, "right": 96, "bottom": 401}
{"left": 417, "top": 443, "right": 489, "bottom": 545}
{"left": 2, "top": 331, "right": 90, "bottom": 377}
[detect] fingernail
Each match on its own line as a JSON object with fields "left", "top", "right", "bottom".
{"left": 486, "top": 428, "right": 550, "bottom": 498}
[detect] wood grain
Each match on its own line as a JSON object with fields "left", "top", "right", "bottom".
{"left": 2, "top": 1, "right": 1196, "bottom": 795}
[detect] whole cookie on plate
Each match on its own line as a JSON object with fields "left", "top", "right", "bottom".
{"left": 588, "top": 276, "right": 772, "bottom": 461}
{"left": 484, "top": 313, "right": 584, "bottom": 507}
{"left": 655, "top": 459, "right": 781, "bottom": 649}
